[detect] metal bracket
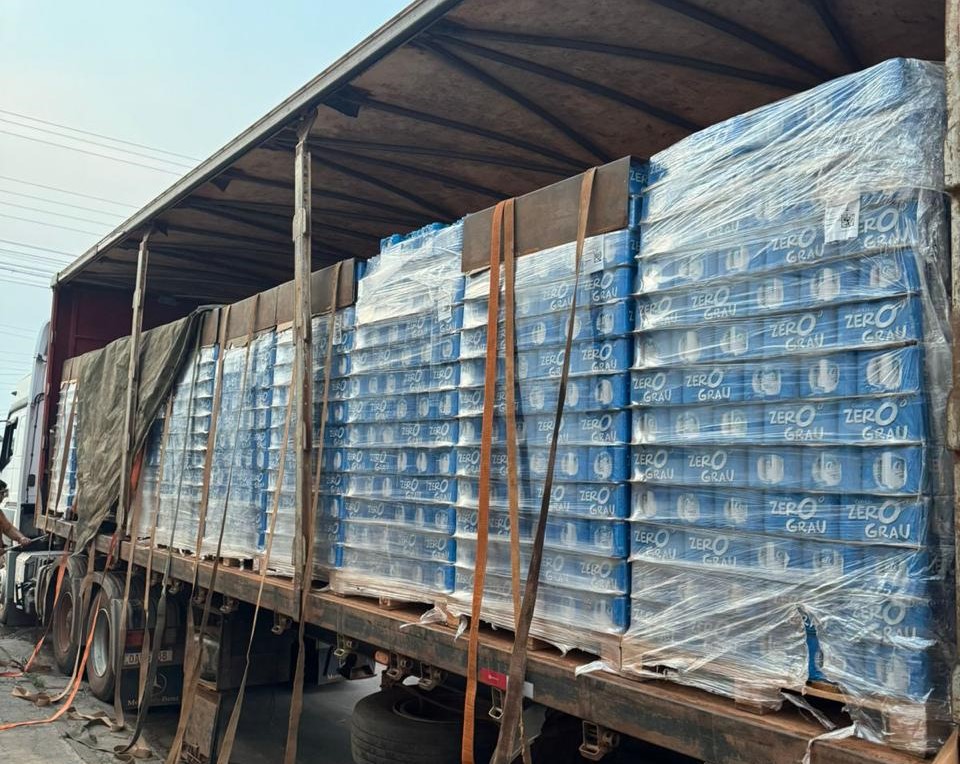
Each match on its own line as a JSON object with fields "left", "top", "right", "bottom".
{"left": 271, "top": 613, "right": 292, "bottom": 635}
{"left": 167, "top": 580, "right": 182, "bottom": 596}
{"left": 489, "top": 686, "right": 505, "bottom": 722}
{"left": 418, "top": 664, "right": 446, "bottom": 692}
{"left": 218, "top": 596, "right": 238, "bottom": 615}
{"left": 579, "top": 721, "right": 620, "bottom": 761}
{"left": 382, "top": 653, "right": 415, "bottom": 687}
{"left": 334, "top": 635, "right": 358, "bottom": 660}
{"left": 192, "top": 587, "right": 208, "bottom": 607}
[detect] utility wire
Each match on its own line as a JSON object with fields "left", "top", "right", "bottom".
{"left": 0, "top": 129, "right": 184, "bottom": 175}
{"left": 0, "top": 188, "right": 129, "bottom": 219}
{"left": 0, "top": 175, "right": 136, "bottom": 208}
{"left": 2, "top": 201, "right": 119, "bottom": 227}
{"left": 0, "top": 108, "right": 200, "bottom": 163}
{"left": 0, "top": 248, "right": 74, "bottom": 266}
{"left": 0, "top": 117, "right": 194, "bottom": 169}
{"left": 0, "top": 238, "right": 76, "bottom": 257}
{"left": 0, "top": 212, "right": 104, "bottom": 236}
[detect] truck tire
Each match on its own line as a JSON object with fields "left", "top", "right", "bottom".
{"left": 85, "top": 589, "right": 115, "bottom": 701}
{"left": 51, "top": 581, "right": 79, "bottom": 675}
{"left": 351, "top": 687, "right": 497, "bottom": 764}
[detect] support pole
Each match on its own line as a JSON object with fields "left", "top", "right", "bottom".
{"left": 292, "top": 111, "right": 318, "bottom": 594}
{"left": 943, "top": 0, "right": 960, "bottom": 725}
{"left": 118, "top": 230, "right": 150, "bottom": 537}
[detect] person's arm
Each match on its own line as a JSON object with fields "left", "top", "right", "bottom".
{"left": 0, "top": 512, "right": 28, "bottom": 546}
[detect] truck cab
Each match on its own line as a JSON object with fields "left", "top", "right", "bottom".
{"left": 0, "top": 322, "right": 49, "bottom": 540}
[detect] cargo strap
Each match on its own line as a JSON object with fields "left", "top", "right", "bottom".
{"left": 163, "top": 303, "right": 264, "bottom": 764}
{"left": 462, "top": 200, "right": 507, "bottom": 764}
{"left": 118, "top": 324, "right": 207, "bottom": 755}
{"left": 138, "top": 397, "right": 174, "bottom": 702}
{"left": 284, "top": 262, "right": 343, "bottom": 764}
{"left": 491, "top": 168, "right": 596, "bottom": 764}
{"left": 215, "top": 343, "right": 297, "bottom": 764}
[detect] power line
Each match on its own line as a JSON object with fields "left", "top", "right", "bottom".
{"left": 2, "top": 201, "right": 118, "bottom": 227}
{"left": 0, "top": 238, "right": 76, "bottom": 257}
{"left": 0, "top": 116, "right": 194, "bottom": 169}
{"left": 0, "top": 175, "right": 136, "bottom": 208}
{"left": 0, "top": 108, "right": 200, "bottom": 163}
{"left": 0, "top": 212, "right": 104, "bottom": 236}
{"left": 0, "top": 188, "right": 129, "bottom": 219}
{"left": 0, "top": 129, "right": 184, "bottom": 175}
{"left": 0, "top": 247, "right": 74, "bottom": 265}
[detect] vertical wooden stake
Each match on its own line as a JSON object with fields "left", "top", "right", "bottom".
{"left": 118, "top": 230, "right": 150, "bottom": 537}
{"left": 292, "top": 112, "right": 317, "bottom": 595}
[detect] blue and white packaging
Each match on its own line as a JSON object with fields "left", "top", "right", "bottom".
{"left": 683, "top": 282, "right": 748, "bottom": 324}
{"left": 749, "top": 447, "right": 803, "bottom": 491}
{"left": 638, "top": 251, "right": 714, "bottom": 292}
{"left": 340, "top": 521, "right": 457, "bottom": 562}
{"left": 798, "top": 262, "right": 858, "bottom": 306}
{"left": 683, "top": 447, "right": 749, "bottom": 487}
{"left": 742, "top": 361, "right": 797, "bottom": 402}
{"left": 764, "top": 401, "right": 837, "bottom": 443}
{"left": 635, "top": 328, "right": 712, "bottom": 367}
{"left": 763, "top": 309, "right": 836, "bottom": 356}
{"left": 630, "top": 523, "right": 686, "bottom": 563}
{"left": 632, "top": 368, "right": 683, "bottom": 406}
{"left": 838, "top": 496, "right": 927, "bottom": 546}
{"left": 747, "top": 271, "right": 800, "bottom": 314}
{"left": 860, "top": 446, "right": 925, "bottom": 495}
{"left": 713, "top": 320, "right": 763, "bottom": 362}
{"left": 839, "top": 395, "right": 925, "bottom": 443}
{"left": 797, "top": 353, "right": 857, "bottom": 398}
{"left": 342, "top": 497, "right": 456, "bottom": 534}
{"left": 682, "top": 364, "right": 743, "bottom": 404}
{"left": 631, "top": 485, "right": 715, "bottom": 527}
{"left": 858, "top": 346, "right": 921, "bottom": 395}
{"left": 838, "top": 295, "right": 923, "bottom": 348}
{"left": 763, "top": 493, "right": 839, "bottom": 539}
{"left": 457, "top": 478, "right": 629, "bottom": 519}
{"left": 858, "top": 250, "right": 921, "bottom": 299}
{"left": 632, "top": 447, "right": 685, "bottom": 484}
{"left": 802, "top": 447, "right": 861, "bottom": 492}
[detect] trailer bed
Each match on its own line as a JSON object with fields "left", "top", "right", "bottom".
{"left": 37, "top": 515, "right": 931, "bottom": 764}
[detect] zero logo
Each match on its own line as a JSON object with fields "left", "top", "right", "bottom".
{"left": 874, "top": 400, "right": 899, "bottom": 427}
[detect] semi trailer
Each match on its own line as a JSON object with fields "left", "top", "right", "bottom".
{"left": 1, "top": 2, "right": 959, "bottom": 763}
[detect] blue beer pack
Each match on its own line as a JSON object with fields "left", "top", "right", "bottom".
{"left": 341, "top": 496, "right": 457, "bottom": 534}
{"left": 353, "top": 306, "right": 463, "bottom": 348}
{"left": 463, "top": 373, "right": 631, "bottom": 417}
{"left": 459, "top": 410, "right": 630, "bottom": 447}
{"left": 459, "top": 300, "right": 632, "bottom": 357}
{"left": 344, "top": 447, "right": 457, "bottom": 477}
{"left": 351, "top": 334, "right": 460, "bottom": 372}
{"left": 340, "top": 521, "right": 457, "bottom": 563}
{"left": 453, "top": 568, "right": 629, "bottom": 632}
{"left": 350, "top": 364, "right": 461, "bottom": 397}
{"left": 456, "top": 538, "right": 629, "bottom": 594}
{"left": 456, "top": 445, "right": 628, "bottom": 482}
{"left": 335, "top": 545, "right": 455, "bottom": 593}
{"left": 454, "top": 507, "right": 629, "bottom": 557}
{"left": 456, "top": 477, "right": 629, "bottom": 519}
{"left": 838, "top": 395, "right": 925, "bottom": 443}
{"left": 347, "top": 419, "right": 459, "bottom": 447}
{"left": 837, "top": 495, "right": 928, "bottom": 546}
{"left": 345, "top": 473, "right": 457, "bottom": 504}
{"left": 345, "top": 390, "right": 459, "bottom": 423}
{"left": 837, "top": 295, "right": 923, "bottom": 348}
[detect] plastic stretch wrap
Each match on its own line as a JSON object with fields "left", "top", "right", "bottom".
{"left": 46, "top": 380, "right": 78, "bottom": 516}
{"left": 333, "top": 222, "right": 463, "bottom": 603}
{"left": 153, "top": 346, "right": 218, "bottom": 553}
{"left": 265, "top": 308, "right": 354, "bottom": 577}
{"left": 625, "top": 59, "right": 953, "bottom": 754}
{"left": 199, "top": 333, "right": 272, "bottom": 560}
{"left": 135, "top": 416, "right": 164, "bottom": 539}
{"left": 449, "top": 180, "right": 643, "bottom": 654}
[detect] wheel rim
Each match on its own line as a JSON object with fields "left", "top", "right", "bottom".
{"left": 55, "top": 591, "right": 73, "bottom": 652}
{"left": 91, "top": 605, "right": 110, "bottom": 678}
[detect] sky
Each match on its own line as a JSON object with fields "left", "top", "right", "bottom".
{"left": 0, "top": 0, "right": 408, "bottom": 395}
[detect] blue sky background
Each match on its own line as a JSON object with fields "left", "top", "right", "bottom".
{"left": 0, "top": 0, "right": 407, "bottom": 392}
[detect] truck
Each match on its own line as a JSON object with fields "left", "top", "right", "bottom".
{"left": 1, "top": 2, "right": 958, "bottom": 763}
